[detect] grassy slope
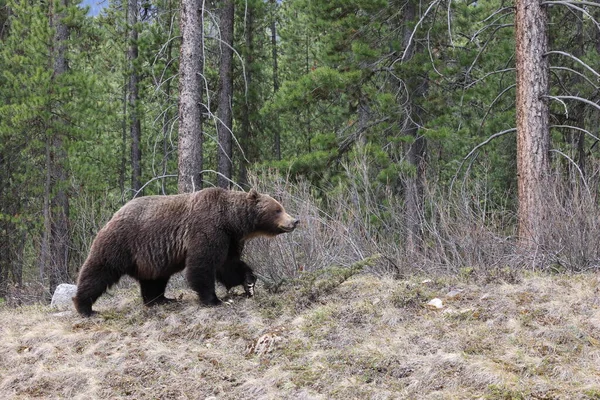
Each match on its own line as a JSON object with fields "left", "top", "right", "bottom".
{"left": 1, "top": 273, "right": 600, "bottom": 399}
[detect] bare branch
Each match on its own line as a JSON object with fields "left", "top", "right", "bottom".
{"left": 427, "top": 27, "right": 444, "bottom": 77}
{"left": 549, "top": 149, "right": 590, "bottom": 196}
{"left": 543, "top": 95, "right": 600, "bottom": 112}
{"left": 546, "top": 51, "right": 600, "bottom": 79}
{"left": 546, "top": 95, "right": 570, "bottom": 119}
{"left": 133, "top": 174, "right": 178, "bottom": 198}
{"left": 393, "top": 0, "right": 441, "bottom": 65}
{"left": 478, "top": 84, "right": 516, "bottom": 133}
{"left": 542, "top": 1, "right": 600, "bottom": 8}
{"left": 463, "top": 128, "right": 517, "bottom": 161}
{"left": 197, "top": 170, "right": 246, "bottom": 190}
{"left": 467, "top": 24, "right": 513, "bottom": 76}
{"left": 480, "top": 6, "right": 515, "bottom": 24}
{"left": 337, "top": 117, "right": 392, "bottom": 156}
{"left": 465, "top": 68, "right": 515, "bottom": 89}
{"left": 550, "top": 66, "right": 600, "bottom": 89}
{"left": 451, "top": 128, "right": 517, "bottom": 191}
{"left": 550, "top": 125, "right": 600, "bottom": 142}
{"left": 542, "top": 1, "right": 600, "bottom": 30}
{"left": 472, "top": 11, "right": 513, "bottom": 42}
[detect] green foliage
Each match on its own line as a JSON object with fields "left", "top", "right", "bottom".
{"left": 1, "top": 0, "right": 600, "bottom": 293}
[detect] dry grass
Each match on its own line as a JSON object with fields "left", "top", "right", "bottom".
{"left": 2, "top": 272, "right": 600, "bottom": 399}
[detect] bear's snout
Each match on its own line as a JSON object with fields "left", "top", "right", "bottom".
{"left": 277, "top": 215, "right": 300, "bottom": 233}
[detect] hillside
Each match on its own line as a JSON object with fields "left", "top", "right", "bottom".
{"left": 1, "top": 272, "right": 600, "bottom": 399}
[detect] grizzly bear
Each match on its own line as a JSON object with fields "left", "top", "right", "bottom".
{"left": 72, "top": 188, "right": 298, "bottom": 317}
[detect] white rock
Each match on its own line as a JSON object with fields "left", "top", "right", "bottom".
{"left": 426, "top": 298, "right": 444, "bottom": 309}
{"left": 50, "top": 283, "right": 77, "bottom": 310}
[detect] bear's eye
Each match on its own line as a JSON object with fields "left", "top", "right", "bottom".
{"left": 276, "top": 209, "right": 282, "bottom": 214}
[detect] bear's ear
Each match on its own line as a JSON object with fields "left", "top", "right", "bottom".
{"left": 247, "top": 188, "right": 260, "bottom": 201}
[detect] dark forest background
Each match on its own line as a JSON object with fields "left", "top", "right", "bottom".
{"left": 1, "top": 0, "right": 599, "bottom": 303}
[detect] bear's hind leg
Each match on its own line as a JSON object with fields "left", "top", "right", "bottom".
{"left": 140, "top": 278, "right": 174, "bottom": 306}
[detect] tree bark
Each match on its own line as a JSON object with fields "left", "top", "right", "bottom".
{"left": 128, "top": 0, "right": 142, "bottom": 194}
{"left": 161, "top": 0, "right": 175, "bottom": 194}
{"left": 401, "top": 0, "right": 427, "bottom": 253}
{"left": 270, "top": 0, "right": 281, "bottom": 160}
{"left": 515, "top": 0, "right": 550, "bottom": 246}
{"left": 48, "top": 0, "right": 71, "bottom": 294}
{"left": 216, "top": 0, "right": 234, "bottom": 189}
{"left": 178, "top": 0, "right": 205, "bottom": 193}
{"left": 238, "top": 4, "right": 253, "bottom": 188}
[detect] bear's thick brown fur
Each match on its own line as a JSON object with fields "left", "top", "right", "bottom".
{"left": 72, "top": 188, "right": 298, "bottom": 317}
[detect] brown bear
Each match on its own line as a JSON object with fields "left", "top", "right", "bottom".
{"left": 72, "top": 188, "right": 298, "bottom": 317}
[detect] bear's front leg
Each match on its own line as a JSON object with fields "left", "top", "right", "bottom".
{"left": 185, "top": 251, "right": 224, "bottom": 306}
{"left": 140, "top": 278, "right": 175, "bottom": 306}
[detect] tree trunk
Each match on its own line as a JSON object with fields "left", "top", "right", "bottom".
{"left": 120, "top": 75, "right": 127, "bottom": 200}
{"left": 178, "top": 0, "right": 205, "bottom": 193}
{"left": 270, "top": 0, "right": 281, "bottom": 161}
{"left": 574, "top": 13, "right": 585, "bottom": 182}
{"left": 238, "top": 4, "right": 253, "bottom": 188}
{"left": 401, "top": 0, "right": 427, "bottom": 253}
{"left": 515, "top": 0, "right": 550, "bottom": 246}
{"left": 217, "top": 0, "right": 234, "bottom": 189}
{"left": 48, "top": 0, "right": 71, "bottom": 294}
{"left": 128, "top": 0, "right": 142, "bottom": 194}
{"left": 161, "top": 0, "right": 175, "bottom": 194}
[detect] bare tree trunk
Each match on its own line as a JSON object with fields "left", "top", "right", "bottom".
{"left": 270, "top": 0, "right": 281, "bottom": 161}
{"left": 178, "top": 0, "right": 205, "bottom": 193}
{"left": 128, "top": 0, "right": 142, "bottom": 194}
{"left": 40, "top": 138, "right": 51, "bottom": 282}
{"left": 162, "top": 0, "right": 174, "bottom": 194}
{"left": 0, "top": 154, "right": 9, "bottom": 296}
{"left": 515, "top": 0, "right": 550, "bottom": 246}
{"left": 401, "top": 0, "right": 427, "bottom": 253}
{"left": 48, "top": 0, "right": 71, "bottom": 294}
{"left": 120, "top": 76, "right": 127, "bottom": 200}
{"left": 159, "top": 0, "right": 175, "bottom": 195}
{"left": 217, "top": 0, "right": 234, "bottom": 189}
{"left": 574, "top": 13, "right": 585, "bottom": 181}
{"left": 238, "top": 4, "right": 253, "bottom": 188}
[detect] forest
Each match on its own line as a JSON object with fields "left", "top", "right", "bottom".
{"left": 1, "top": 0, "right": 600, "bottom": 303}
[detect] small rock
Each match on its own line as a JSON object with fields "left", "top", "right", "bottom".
{"left": 426, "top": 298, "right": 444, "bottom": 309}
{"left": 50, "top": 284, "right": 78, "bottom": 311}
{"left": 421, "top": 279, "right": 433, "bottom": 285}
{"left": 445, "top": 289, "right": 464, "bottom": 299}
{"left": 52, "top": 311, "right": 73, "bottom": 317}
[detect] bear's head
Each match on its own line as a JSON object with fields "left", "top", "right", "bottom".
{"left": 248, "top": 189, "right": 299, "bottom": 237}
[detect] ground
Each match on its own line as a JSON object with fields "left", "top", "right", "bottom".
{"left": 1, "top": 271, "right": 600, "bottom": 399}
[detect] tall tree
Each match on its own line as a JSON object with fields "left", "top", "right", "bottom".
{"left": 216, "top": 0, "right": 234, "bottom": 188}
{"left": 128, "top": 0, "right": 142, "bottom": 194}
{"left": 400, "top": 0, "right": 427, "bottom": 253}
{"left": 178, "top": 0, "right": 205, "bottom": 193}
{"left": 515, "top": 0, "right": 550, "bottom": 246}
{"left": 269, "top": 0, "right": 281, "bottom": 160}
{"left": 238, "top": 0, "right": 254, "bottom": 188}
{"left": 48, "top": 0, "right": 71, "bottom": 293}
